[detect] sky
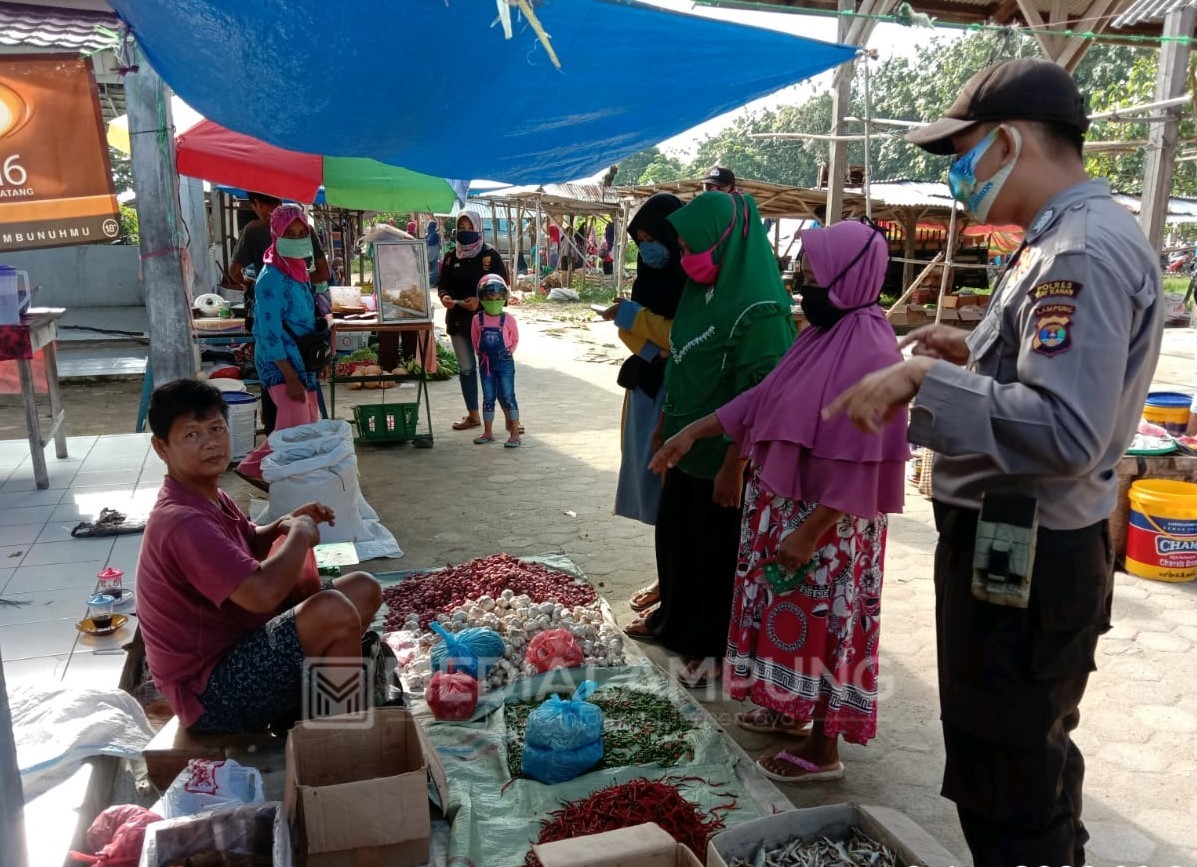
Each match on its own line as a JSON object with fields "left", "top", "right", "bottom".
{"left": 641, "top": 0, "right": 959, "bottom": 158}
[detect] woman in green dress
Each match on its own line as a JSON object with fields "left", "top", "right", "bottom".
{"left": 625, "top": 190, "right": 795, "bottom": 687}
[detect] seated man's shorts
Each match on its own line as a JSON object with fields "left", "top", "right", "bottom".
{"left": 192, "top": 610, "right": 305, "bottom": 733}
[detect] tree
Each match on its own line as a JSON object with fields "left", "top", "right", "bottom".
{"left": 1080, "top": 47, "right": 1197, "bottom": 195}
{"left": 618, "top": 147, "right": 685, "bottom": 184}
{"left": 672, "top": 31, "right": 1175, "bottom": 195}
{"left": 109, "top": 146, "right": 134, "bottom": 194}
{"left": 119, "top": 203, "right": 139, "bottom": 245}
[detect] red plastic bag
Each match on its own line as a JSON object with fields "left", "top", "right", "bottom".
{"left": 525, "top": 629, "right": 584, "bottom": 673}
{"left": 69, "top": 805, "right": 162, "bottom": 867}
{"left": 425, "top": 668, "right": 478, "bottom": 721}
{"left": 0, "top": 350, "right": 47, "bottom": 395}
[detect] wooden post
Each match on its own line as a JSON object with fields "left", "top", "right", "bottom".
{"left": 566, "top": 215, "right": 575, "bottom": 288}
{"left": 536, "top": 198, "right": 543, "bottom": 277}
{"left": 824, "top": 0, "right": 855, "bottom": 226}
{"left": 0, "top": 659, "right": 27, "bottom": 867}
{"left": 902, "top": 212, "right": 918, "bottom": 289}
{"left": 1139, "top": 5, "right": 1196, "bottom": 252}
{"left": 934, "top": 206, "right": 960, "bottom": 325}
{"left": 179, "top": 175, "right": 213, "bottom": 295}
{"left": 125, "top": 48, "right": 195, "bottom": 384}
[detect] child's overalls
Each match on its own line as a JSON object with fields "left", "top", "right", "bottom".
{"left": 477, "top": 312, "right": 518, "bottom": 424}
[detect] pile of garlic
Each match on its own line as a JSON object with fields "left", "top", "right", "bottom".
{"left": 396, "top": 589, "right": 626, "bottom": 692}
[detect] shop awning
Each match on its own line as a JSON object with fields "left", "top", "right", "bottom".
{"left": 109, "top": 102, "right": 465, "bottom": 212}
{"left": 107, "top": 0, "right": 856, "bottom": 185}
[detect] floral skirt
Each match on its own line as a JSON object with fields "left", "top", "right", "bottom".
{"left": 724, "top": 470, "right": 886, "bottom": 745}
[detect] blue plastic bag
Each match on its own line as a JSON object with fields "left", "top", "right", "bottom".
{"left": 521, "top": 681, "right": 604, "bottom": 784}
{"left": 429, "top": 622, "right": 504, "bottom": 679}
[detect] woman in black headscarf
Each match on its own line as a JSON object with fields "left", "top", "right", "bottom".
{"left": 601, "top": 193, "right": 687, "bottom": 613}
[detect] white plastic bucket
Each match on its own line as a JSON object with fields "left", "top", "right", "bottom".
{"left": 223, "top": 391, "right": 259, "bottom": 460}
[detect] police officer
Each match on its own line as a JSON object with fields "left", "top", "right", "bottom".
{"left": 701, "top": 165, "right": 737, "bottom": 192}
{"left": 825, "top": 59, "right": 1162, "bottom": 866}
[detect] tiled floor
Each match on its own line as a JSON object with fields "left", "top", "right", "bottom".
{"left": 0, "top": 433, "right": 157, "bottom": 688}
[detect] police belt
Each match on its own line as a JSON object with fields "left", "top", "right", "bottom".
{"left": 932, "top": 501, "right": 1106, "bottom": 555}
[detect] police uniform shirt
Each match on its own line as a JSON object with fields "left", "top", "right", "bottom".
{"left": 909, "top": 179, "right": 1163, "bottom": 531}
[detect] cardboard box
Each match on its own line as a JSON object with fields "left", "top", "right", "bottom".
{"left": 285, "top": 709, "right": 448, "bottom": 867}
{"left": 534, "top": 823, "right": 703, "bottom": 867}
{"left": 706, "top": 804, "right": 959, "bottom": 867}
{"left": 139, "top": 802, "right": 291, "bottom": 867}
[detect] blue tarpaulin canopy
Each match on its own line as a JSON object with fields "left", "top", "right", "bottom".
{"left": 108, "top": 0, "right": 855, "bottom": 185}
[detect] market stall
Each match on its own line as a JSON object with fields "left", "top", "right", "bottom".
{"left": 474, "top": 184, "right": 628, "bottom": 295}
{"left": 370, "top": 553, "right": 791, "bottom": 867}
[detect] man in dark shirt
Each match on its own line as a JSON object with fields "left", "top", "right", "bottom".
{"left": 229, "top": 192, "right": 331, "bottom": 288}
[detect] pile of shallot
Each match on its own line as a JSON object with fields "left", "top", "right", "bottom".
{"left": 381, "top": 554, "right": 598, "bottom": 631}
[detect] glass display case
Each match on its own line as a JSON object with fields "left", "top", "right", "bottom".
{"left": 372, "top": 239, "right": 432, "bottom": 324}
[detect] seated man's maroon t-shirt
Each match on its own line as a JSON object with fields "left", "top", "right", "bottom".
{"left": 137, "top": 476, "right": 273, "bottom": 727}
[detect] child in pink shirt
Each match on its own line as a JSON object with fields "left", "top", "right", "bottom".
{"left": 471, "top": 275, "right": 521, "bottom": 447}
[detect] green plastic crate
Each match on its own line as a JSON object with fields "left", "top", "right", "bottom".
{"left": 353, "top": 401, "right": 419, "bottom": 442}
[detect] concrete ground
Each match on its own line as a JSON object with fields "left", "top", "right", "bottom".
{"left": 6, "top": 310, "right": 1197, "bottom": 866}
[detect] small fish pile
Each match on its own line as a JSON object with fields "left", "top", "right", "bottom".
{"left": 729, "top": 828, "right": 901, "bottom": 867}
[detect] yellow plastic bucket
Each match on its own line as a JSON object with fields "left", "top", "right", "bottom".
{"left": 1126, "top": 479, "right": 1197, "bottom": 582}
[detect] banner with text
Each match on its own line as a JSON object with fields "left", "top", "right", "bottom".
{"left": 0, "top": 54, "right": 120, "bottom": 252}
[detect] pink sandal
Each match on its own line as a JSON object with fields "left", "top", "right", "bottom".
{"left": 756, "top": 751, "right": 844, "bottom": 782}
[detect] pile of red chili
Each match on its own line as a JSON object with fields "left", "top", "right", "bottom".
{"left": 523, "top": 777, "right": 733, "bottom": 866}
{"left": 381, "top": 554, "right": 598, "bottom": 630}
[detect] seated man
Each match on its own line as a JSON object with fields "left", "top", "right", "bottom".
{"left": 138, "top": 380, "right": 383, "bottom": 733}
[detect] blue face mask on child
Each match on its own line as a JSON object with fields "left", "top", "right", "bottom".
{"left": 637, "top": 240, "right": 669, "bottom": 269}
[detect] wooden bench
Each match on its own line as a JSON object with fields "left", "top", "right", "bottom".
{"left": 142, "top": 716, "right": 284, "bottom": 792}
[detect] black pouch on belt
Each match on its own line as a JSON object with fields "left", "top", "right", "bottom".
{"left": 617, "top": 355, "right": 664, "bottom": 398}
{"left": 972, "top": 490, "right": 1038, "bottom": 608}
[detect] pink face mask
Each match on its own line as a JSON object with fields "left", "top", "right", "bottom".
{"left": 679, "top": 195, "right": 745, "bottom": 285}
{"left": 681, "top": 248, "right": 721, "bottom": 285}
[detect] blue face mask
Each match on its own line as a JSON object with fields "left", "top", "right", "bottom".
{"left": 457, "top": 230, "right": 480, "bottom": 245}
{"left": 637, "top": 240, "right": 669, "bottom": 269}
{"left": 947, "top": 126, "right": 1021, "bottom": 223}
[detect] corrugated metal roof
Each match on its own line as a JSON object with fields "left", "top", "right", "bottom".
{"left": 480, "top": 183, "right": 623, "bottom": 207}
{"left": 738, "top": 0, "right": 1160, "bottom": 37}
{"left": 859, "top": 181, "right": 957, "bottom": 210}
{"left": 1112, "top": 192, "right": 1197, "bottom": 222}
{"left": 1112, "top": 0, "right": 1194, "bottom": 26}
{"left": 0, "top": 2, "right": 120, "bottom": 51}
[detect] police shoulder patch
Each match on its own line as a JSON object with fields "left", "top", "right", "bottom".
{"left": 1031, "top": 303, "right": 1075, "bottom": 356}
{"left": 1029, "top": 280, "right": 1082, "bottom": 301}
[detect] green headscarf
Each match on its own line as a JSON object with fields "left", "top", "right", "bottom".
{"left": 662, "top": 191, "right": 796, "bottom": 479}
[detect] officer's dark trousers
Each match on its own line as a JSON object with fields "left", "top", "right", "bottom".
{"left": 933, "top": 504, "right": 1113, "bottom": 867}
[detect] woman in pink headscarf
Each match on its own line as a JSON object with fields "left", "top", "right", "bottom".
{"left": 651, "top": 219, "right": 909, "bottom": 782}
{"left": 236, "top": 204, "right": 323, "bottom": 486}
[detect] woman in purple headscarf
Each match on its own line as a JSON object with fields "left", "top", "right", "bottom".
{"left": 651, "top": 219, "right": 909, "bottom": 782}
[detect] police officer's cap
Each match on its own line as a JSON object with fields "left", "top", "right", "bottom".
{"left": 905, "top": 58, "right": 1089, "bottom": 155}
